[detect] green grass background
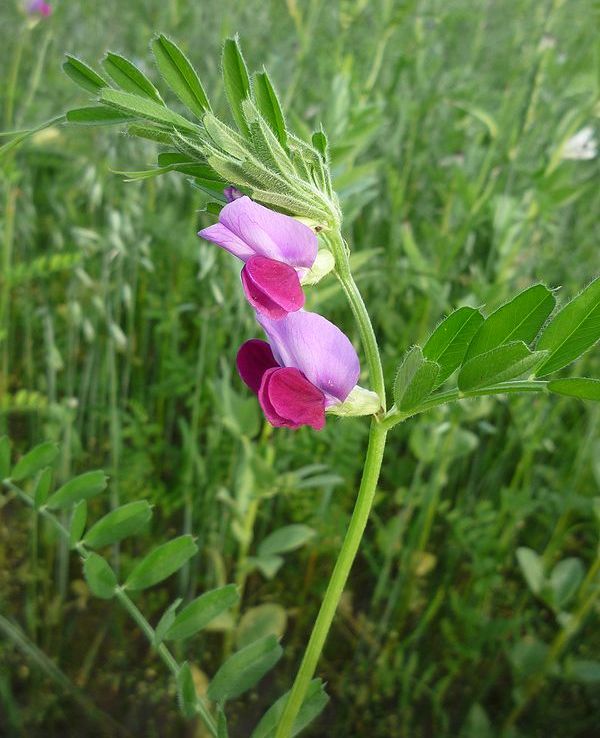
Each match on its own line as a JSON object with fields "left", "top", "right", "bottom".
{"left": 1, "top": 0, "right": 599, "bottom": 736}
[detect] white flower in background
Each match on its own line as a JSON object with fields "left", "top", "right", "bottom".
{"left": 561, "top": 126, "right": 597, "bottom": 161}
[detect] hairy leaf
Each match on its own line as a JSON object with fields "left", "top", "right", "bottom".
{"left": 12, "top": 442, "right": 59, "bottom": 481}
{"left": 166, "top": 585, "right": 239, "bottom": 641}
{"left": 465, "top": 284, "right": 555, "bottom": 361}
{"left": 547, "top": 377, "right": 600, "bottom": 401}
{"left": 222, "top": 37, "right": 251, "bottom": 137}
{"left": 152, "top": 34, "right": 210, "bottom": 117}
{"left": 393, "top": 346, "right": 440, "bottom": 410}
{"left": 423, "top": 307, "right": 484, "bottom": 384}
{"left": 458, "top": 342, "right": 546, "bottom": 391}
{"left": 535, "top": 276, "right": 600, "bottom": 376}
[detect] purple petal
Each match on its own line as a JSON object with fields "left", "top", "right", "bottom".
{"left": 257, "top": 310, "right": 360, "bottom": 405}
{"left": 258, "top": 367, "right": 325, "bottom": 430}
{"left": 236, "top": 339, "right": 279, "bottom": 394}
{"left": 223, "top": 186, "right": 243, "bottom": 203}
{"left": 198, "top": 222, "right": 255, "bottom": 261}
{"left": 241, "top": 256, "right": 304, "bottom": 319}
{"left": 219, "top": 197, "right": 317, "bottom": 268}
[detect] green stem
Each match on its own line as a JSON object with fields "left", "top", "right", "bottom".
{"left": 275, "top": 230, "right": 388, "bottom": 737}
{"left": 333, "top": 239, "right": 386, "bottom": 409}
{"left": 275, "top": 420, "right": 388, "bottom": 737}
{"left": 4, "top": 480, "right": 218, "bottom": 737}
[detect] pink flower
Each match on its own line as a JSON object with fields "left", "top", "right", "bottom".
{"left": 27, "top": 0, "right": 52, "bottom": 16}
{"left": 198, "top": 196, "right": 317, "bottom": 320}
{"left": 236, "top": 310, "right": 360, "bottom": 430}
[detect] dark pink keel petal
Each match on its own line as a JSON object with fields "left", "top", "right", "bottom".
{"left": 236, "top": 339, "right": 279, "bottom": 395}
{"left": 241, "top": 256, "right": 305, "bottom": 319}
{"left": 259, "top": 367, "right": 326, "bottom": 430}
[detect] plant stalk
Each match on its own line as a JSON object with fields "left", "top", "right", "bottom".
{"left": 275, "top": 234, "right": 388, "bottom": 737}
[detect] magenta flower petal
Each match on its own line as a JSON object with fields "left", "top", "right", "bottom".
{"left": 236, "top": 339, "right": 279, "bottom": 395}
{"left": 218, "top": 197, "right": 317, "bottom": 268}
{"left": 257, "top": 311, "right": 360, "bottom": 405}
{"left": 241, "top": 256, "right": 305, "bottom": 319}
{"left": 198, "top": 222, "right": 256, "bottom": 261}
{"left": 223, "top": 186, "right": 243, "bottom": 203}
{"left": 259, "top": 367, "right": 325, "bottom": 430}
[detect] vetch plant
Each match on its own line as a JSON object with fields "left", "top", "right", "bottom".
{"left": 3, "top": 33, "right": 600, "bottom": 738}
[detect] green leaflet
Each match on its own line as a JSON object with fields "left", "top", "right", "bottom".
{"left": 547, "top": 377, "right": 600, "bottom": 401}
{"left": 84, "top": 500, "right": 153, "bottom": 548}
{"left": 393, "top": 346, "right": 440, "bottom": 410}
{"left": 250, "top": 679, "right": 329, "bottom": 738}
{"left": 69, "top": 500, "right": 87, "bottom": 548}
{"left": 465, "top": 284, "right": 555, "bottom": 361}
{"left": 207, "top": 635, "right": 283, "bottom": 703}
{"left": 253, "top": 70, "right": 287, "bottom": 146}
{"left": 99, "top": 88, "right": 199, "bottom": 133}
{"left": 152, "top": 34, "right": 211, "bottom": 118}
{"left": 458, "top": 342, "right": 547, "bottom": 391}
{"left": 63, "top": 55, "right": 108, "bottom": 94}
{"left": 67, "top": 106, "right": 135, "bottom": 126}
{"left": 222, "top": 36, "right": 251, "bottom": 137}
{"left": 535, "top": 276, "right": 600, "bottom": 376}
{"left": 423, "top": 307, "right": 484, "bottom": 385}
{"left": 11, "top": 442, "right": 59, "bottom": 482}
{"left": 125, "top": 535, "right": 198, "bottom": 590}
{"left": 46, "top": 470, "right": 108, "bottom": 510}
{"left": 83, "top": 553, "right": 118, "bottom": 599}
{"left": 257, "top": 525, "right": 316, "bottom": 558}
{"left": 165, "top": 585, "right": 239, "bottom": 641}
{"left": 102, "top": 52, "right": 163, "bottom": 103}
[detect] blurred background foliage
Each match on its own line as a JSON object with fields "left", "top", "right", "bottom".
{"left": 0, "top": 0, "right": 599, "bottom": 736}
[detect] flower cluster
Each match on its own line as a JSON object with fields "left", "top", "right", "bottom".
{"left": 199, "top": 196, "right": 378, "bottom": 429}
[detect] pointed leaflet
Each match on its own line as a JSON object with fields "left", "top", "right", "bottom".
{"left": 84, "top": 500, "right": 152, "bottom": 548}
{"left": 253, "top": 70, "right": 287, "bottom": 146}
{"left": 63, "top": 55, "right": 108, "bottom": 94}
{"left": 535, "top": 276, "right": 600, "bottom": 376}
{"left": 69, "top": 500, "right": 87, "bottom": 548}
{"left": 393, "top": 346, "right": 440, "bottom": 411}
{"left": 154, "top": 598, "right": 182, "bottom": 646}
{"left": 11, "top": 442, "right": 59, "bottom": 481}
{"left": 458, "top": 342, "right": 547, "bottom": 391}
{"left": 99, "top": 88, "right": 199, "bottom": 133}
{"left": 66, "top": 107, "right": 135, "bottom": 126}
{"left": 83, "top": 553, "right": 118, "bottom": 599}
{"left": 250, "top": 679, "right": 329, "bottom": 738}
{"left": 34, "top": 467, "right": 53, "bottom": 508}
{"left": 165, "top": 585, "right": 239, "bottom": 641}
{"left": 102, "top": 53, "right": 163, "bottom": 103}
{"left": 423, "top": 307, "right": 484, "bottom": 385}
{"left": 207, "top": 635, "right": 283, "bottom": 702}
{"left": 257, "top": 525, "right": 316, "bottom": 558}
{"left": 46, "top": 470, "right": 108, "bottom": 510}
{"left": 177, "top": 662, "right": 198, "bottom": 718}
{"left": 547, "top": 377, "right": 600, "bottom": 401}
{"left": 125, "top": 535, "right": 198, "bottom": 591}
{"left": 152, "top": 34, "right": 211, "bottom": 118}
{"left": 465, "top": 284, "right": 556, "bottom": 361}
{"left": 222, "top": 37, "right": 251, "bottom": 137}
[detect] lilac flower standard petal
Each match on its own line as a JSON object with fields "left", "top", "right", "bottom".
{"left": 240, "top": 256, "right": 305, "bottom": 319}
{"left": 219, "top": 197, "right": 317, "bottom": 268}
{"left": 257, "top": 310, "right": 360, "bottom": 406}
{"left": 258, "top": 367, "right": 325, "bottom": 430}
{"left": 236, "top": 339, "right": 278, "bottom": 395}
{"left": 198, "top": 222, "right": 256, "bottom": 261}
